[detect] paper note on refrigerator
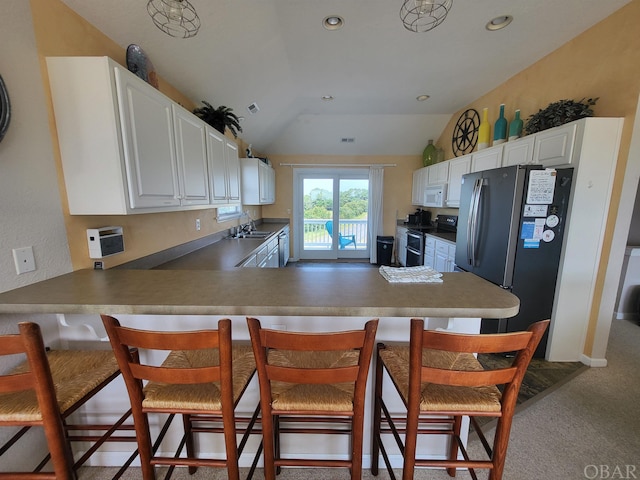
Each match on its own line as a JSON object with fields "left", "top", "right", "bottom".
{"left": 526, "top": 169, "right": 556, "bottom": 204}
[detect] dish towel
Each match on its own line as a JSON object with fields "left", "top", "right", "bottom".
{"left": 378, "top": 265, "right": 443, "bottom": 283}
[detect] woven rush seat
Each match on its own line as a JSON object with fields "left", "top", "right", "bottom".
{"left": 0, "top": 349, "right": 120, "bottom": 422}
{"left": 268, "top": 349, "right": 360, "bottom": 412}
{"left": 143, "top": 345, "right": 256, "bottom": 411}
{"left": 378, "top": 346, "right": 502, "bottom": 413}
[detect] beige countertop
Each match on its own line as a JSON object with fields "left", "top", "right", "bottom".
{"left": 154, "top": 223, "right": 286, "bottom": 270}
{"left": 0, "top": 268, "right": 519, "bottom": 318}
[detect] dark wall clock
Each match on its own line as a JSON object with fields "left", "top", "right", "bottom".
{"left": 452, "top": 108, "right": 479, "bottom": 157}
{"left": 0, "top": 75, "right": 10, "bottom": 143}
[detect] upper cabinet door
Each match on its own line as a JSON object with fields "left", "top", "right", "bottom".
{"left": 206, "top": 126, "right": 241, "bottom": 204}
{"left": 446, "top": 155, "right": 471, "bottom": 207}
{"left": 172, "top": 104, "right": 210, "bottom": 205}
{"left": 115, "top": 66, "right": 180, "bottom": 209}
{"left": 225, "top": 140, "right": 241, "bottom": 203}
{"left": 503, "top": 136, "right": 535, "bottom": 167}
{"left": 471, "top": 146, "right": 503, "bottom": 172}
{"left": 427, "top": 162, "right": 449, "bottom": 185}
{"left": 206, "top": 126, "right": 228, "bottom": 203}
{"left": 532, "top": 122, "right": 577, "bottom": 167}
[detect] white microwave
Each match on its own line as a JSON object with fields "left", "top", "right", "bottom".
{"left": 423, "top": 184, "right": 447, "bottom": 208}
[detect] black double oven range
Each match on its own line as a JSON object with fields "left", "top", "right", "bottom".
{"left": 406, "top": 214, "right": 458, "bottom": 267}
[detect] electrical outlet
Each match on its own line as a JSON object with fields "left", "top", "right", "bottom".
{"left": 195, "top": 218, "right": 201, "bottom": 231}
{"left": 13, "top": 246, "right": 36, "bottom": 274}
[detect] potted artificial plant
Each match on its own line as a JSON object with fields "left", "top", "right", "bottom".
{"left": 524, "top": 97, "right": 598, "bottom": 135}
{"left": 193, "top": 100, "right": 242, "bottom": 138}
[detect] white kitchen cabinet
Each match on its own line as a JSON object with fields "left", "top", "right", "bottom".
{"left": 471, "top": 146, "right": 503, "bottom": 172}
{"left": 207, "top": 126, "right": 241, "bottom": 205}
{"left": 532, "top": 122, "right": 577, "bottom": 167}
{"left": 427, "top": 162, "right": 449, "bottom": 185}
{"left": 47, "top": 56, "right": 213, "bottom": 214}
{"left": 502, "top": 135, "right": 535, "bottom": 166}
{"left": 396, "top": 226, "right": 407, "bottom": 267}
{"left": 446, "top": 155, "right": 471, "bottom": 207}
{"left": 424, "top": 236, "right": 436, "bottom": 269}
{"left": 428, "top": 235, "right": 456, "bottom": 272}
{"left": 411, "top": 167, "right": 428, "bottom": 205}
{"left": 240, "top": 158, "right": 276, "bottom": 205}
{"left": 172, "top": 104, "right": 210, "bottom": 205}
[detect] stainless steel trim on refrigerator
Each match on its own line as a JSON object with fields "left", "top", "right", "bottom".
{"left": 466, "top": 177, "right": 483, "bottom": 266}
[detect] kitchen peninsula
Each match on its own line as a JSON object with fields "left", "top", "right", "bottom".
{"left": 0, "top": 255, "right": 519, "bottom": 468}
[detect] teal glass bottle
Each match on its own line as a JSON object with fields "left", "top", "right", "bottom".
{"left": 509, "top": 109, "right": 523, "bottom": 140}
{"left": 422, "top": 140, "right": 437, "bottom": 166}
{"left": 493, "top": 104, "right": 507, "bottom": 145}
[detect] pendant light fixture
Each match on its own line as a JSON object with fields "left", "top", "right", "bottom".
{"left": 147, "top": 0, "right": 201, "bottom": 38}
{"left": 400, "top": 0, "right": 453, "bottom": 33}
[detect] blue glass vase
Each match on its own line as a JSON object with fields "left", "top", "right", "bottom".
{"left": 509, "top": 109, "right": 523, "bottom": 140}
{"left": 493, "top": 104, "right": 507, "bottom": 145}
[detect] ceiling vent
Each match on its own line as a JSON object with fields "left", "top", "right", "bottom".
{"left": 247, "top": 102, "right": 260, "bottom": 114}
{"left": 341, "top": 138, "right": 355, "bottom": 143}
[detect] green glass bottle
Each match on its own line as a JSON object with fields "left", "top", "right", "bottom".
{"left": 422, "top": 140, "right": 437, "bottom": 166}
{"left": 493, "top": 104, "right": 507, "bottom": 145}
{"left": 478, "top": 108, "right": 491, "bottom": 150}
{"left": 509, "top": 109, "right": 523, "bottom": 140}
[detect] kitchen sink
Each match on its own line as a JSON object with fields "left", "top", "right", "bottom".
{"left": 233, "top": 231, "right": 274, "bottom": 239}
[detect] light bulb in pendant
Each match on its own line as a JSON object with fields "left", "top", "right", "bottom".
{"left": 415, "top": 0, "right": 434, "bottom": 16}
{"left": 163, "top": 0, "right": 184, "bottom": 23}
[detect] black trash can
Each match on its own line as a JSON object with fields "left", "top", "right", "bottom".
{"left": 376, "top": 236, "right": 394, "bottom": 266}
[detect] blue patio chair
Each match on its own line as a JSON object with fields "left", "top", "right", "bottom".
{"left": 325, "top": 220, "right": 356, "bottom": 249}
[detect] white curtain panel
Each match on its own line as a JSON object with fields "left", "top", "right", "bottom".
{"left": 368, "top": 166, "right": 384, "bottom": 263}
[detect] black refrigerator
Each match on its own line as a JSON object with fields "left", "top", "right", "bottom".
{"left": 455, "top": 164, "right": 574, "bottom": 357}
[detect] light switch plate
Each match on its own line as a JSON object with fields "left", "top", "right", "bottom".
{"left": 13, "top": 246, "right": 36, "bottom": 274}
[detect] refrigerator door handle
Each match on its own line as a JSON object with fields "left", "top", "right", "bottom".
{"left": 468, "top": 178, "right": 483, "bottom": 266}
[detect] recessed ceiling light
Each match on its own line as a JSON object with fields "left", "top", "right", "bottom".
{"left": 416, "top": 95, "right": 430, "bottom": 101}
{"left": 486, "top": 15, "right": 513, "bottom": 31}
{"left": 323, "top": 15, "right": 344, "bottom": 30}
{"left": 321, "top": 95, "right": 334, "bottom": 101}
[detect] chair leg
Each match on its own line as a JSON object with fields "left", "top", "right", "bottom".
{"left": 261, "top": 412, "right": 277, "bottom": 480}
{"left": 488, "top": 415, "right": 514, "bottom": 480}
{"left": 134, "top": 412, "right": 156, "bottom": 480}
{"left": 274, "top": 415, "right": 282, "bottom": 475}
{"left": 370, "top": 345, "right": 384, "bottom": 476}
{"left": 41, "top": 418, "right": 76, "bottom": 480}
{"left": 402, "top": 411, "right": 418, "bottom": 480}
{"left": 447, "top": 415, "right": 462, "bottom": 477}
{"left": 182, "top": 414, "right": 197, "bottom": 475}
{"left": 351, "top": 414, "right": 364, "bottom": 480}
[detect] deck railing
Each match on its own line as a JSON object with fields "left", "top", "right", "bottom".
{"left": 303, "top": 219, "right": 368, "bottom": 250}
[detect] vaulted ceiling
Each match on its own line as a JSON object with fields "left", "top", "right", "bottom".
{"left": 60, "top": 0, "right": 630, "bottom": 156}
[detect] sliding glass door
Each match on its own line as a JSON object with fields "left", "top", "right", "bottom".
{"left": 294, "top": 169, "right": 369, "bottom": 260}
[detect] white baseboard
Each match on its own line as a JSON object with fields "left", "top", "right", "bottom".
{"left": 580, "top": 353, "right": 608, "bottom": 367}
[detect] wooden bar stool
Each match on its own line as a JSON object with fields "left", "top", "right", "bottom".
{"left": 101, "top": 315, "right": 261, "bottom": 480}
{"left": 0, "top": 321, "right": 136, "bottom": 480}
{"left": 371, "top": 318, "right": 549, "bottom": 480}
{"left": 247, "top": 317, "right": 378, "bottom": 480}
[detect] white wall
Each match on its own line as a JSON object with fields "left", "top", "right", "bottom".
{"left": 0, "top": 1, "right": 72, "bottom": 294}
